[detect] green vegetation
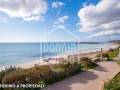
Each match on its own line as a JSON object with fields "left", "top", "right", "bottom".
{"left": 0, "top": 66, "right": 17, "bottom": 84}
{"left": 80, "top": 57, "right": 97, "bottom": 69}
{"left": 96, "top": 53, "right": 109, "bottom": 60}
{"left": 0, "top": 57, "right": 97, "bottom": 90}
{"left": 104, "top": 72, "right": 120, "bottom": 90}
{"left": 1, "top": 47, "right": 119, "bottom": 90}
{"left": 96, "top": 47, "right": 119, "bottom": 60}
{"left": 104, "top": 46, "right": 120, "bottom": 90}
{"left": 107, "top": 48, "right": 119, "bottom": 59}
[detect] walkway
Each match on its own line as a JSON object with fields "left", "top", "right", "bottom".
{"left": 42, "top": 61, "right": 120, "bottom": 90}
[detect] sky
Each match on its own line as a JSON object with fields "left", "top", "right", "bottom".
{"left": 0, "top": 0, "right": 120, "bottom": 42}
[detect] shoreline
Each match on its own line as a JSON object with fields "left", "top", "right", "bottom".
{"left": 17, "top": 44, "right": 119, "bottom": 69}
{"left": 0, "top": 43, "right": 119, "bottom": 70}
{"left": 17, "top": 51, "right": 100, "bottom": 69}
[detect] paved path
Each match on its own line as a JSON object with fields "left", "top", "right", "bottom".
{"left": 42, "top": 61, "right": 120, "bottom": 90}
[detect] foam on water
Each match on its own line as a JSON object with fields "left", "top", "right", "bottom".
{"left": 0, "top": 42, "right": 116, "bottom": 68}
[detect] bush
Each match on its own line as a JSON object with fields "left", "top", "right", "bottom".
{"left": 0, "top": 66, "right": 17, "bottom": 83}
{"left": 63, "top": 62, "right": 82, "bottom": 77}
{"left": 96, "top": 48, "right": 119, "bottom": 61}
{"left": 80, "top": 57, "right": 97, "bottom": 69}
{"left": 107, "top": 48, "right": 119, "bottom": 59}
{"left": 96, "top": 53, "right": 109, "bottom": 59}
{"left": 0, "top": 61, "right": 89, "bottom": 89}
{"left": 2, "top": 70, "right": 42, "bottom": 84}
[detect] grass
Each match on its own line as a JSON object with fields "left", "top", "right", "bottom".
{"left": 96, "top": 47, "right": 119, "bottom": 61}
{"left": 104, "top": 72, "right": 120, "bottom": 90}
{"left": 107, "top": 49, "right": 119, "bottom": 59}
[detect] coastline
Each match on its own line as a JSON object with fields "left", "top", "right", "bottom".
{"left": 0, "top": 43, "right": 119, "bottom": 70}
{"left": 17, "top": 43, "right": 118, "bottom": 69}
{"left": 16, "top": 51, "right": 100, "bottom": 69}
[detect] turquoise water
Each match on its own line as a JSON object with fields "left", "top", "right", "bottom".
{"left": 0, "top": 43, "right": 112, "bottom": 67}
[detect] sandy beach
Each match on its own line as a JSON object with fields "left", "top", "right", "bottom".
{"left": 0, "top": 49, "right": 103, "bottom": 71}
{"left": 16, "top": 51, "right": 99, "bottom": 69}
{"left": 0, "top": 43, "right": 118, "bottom": 70}
{"left": 16, "top": 44, "right": 118, "bottom": 69}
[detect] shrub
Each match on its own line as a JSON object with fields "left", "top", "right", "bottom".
{"left": 96, "top": 48, "right": 119, "bottom": 61}
{"left": 2, "top": 68, "right": 46, "bottom": 84}
{"left": 0, "top": 66, "right": 17, "bottom": 83}
{"left": 96, "top": 53, "right": 109, "bottom": 59}
{"left": 61, "top": 62, "right": 82, "bottom": 77}
{"left": 0, "top": 61, "right": 86, "bottom": 89}
{"left": 68, "top": 63, "right": 82, "bottom": 75}
{"left": 80, "top": 57, "right": 97, "bottom": 69}
{"left": 107, "top": 48, "right": 119, "bottom": 59}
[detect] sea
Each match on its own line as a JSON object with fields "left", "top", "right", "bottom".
{"left": 0, "top": 42, "right": 115, "bottom": 68}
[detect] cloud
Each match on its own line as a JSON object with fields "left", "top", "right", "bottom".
{"left": 57, "top": 15, "right": 69, "bottom": 24}
{"left": 46, "top": 15, "right": 80, "bottom": 41}
{"left": 52, "top": 1, "right": 64, "bottom": 8}
{"left": 90, "top": 30, "right": 120, "bottom": 38}
{"left": 0, "top": 0, "right": 48, "bottom": 21}
{"left": 52, "top": 15, "right": 69, "bottom": 29}
{"left": 78, "top": 0, "right": 120, "bottom": 37}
